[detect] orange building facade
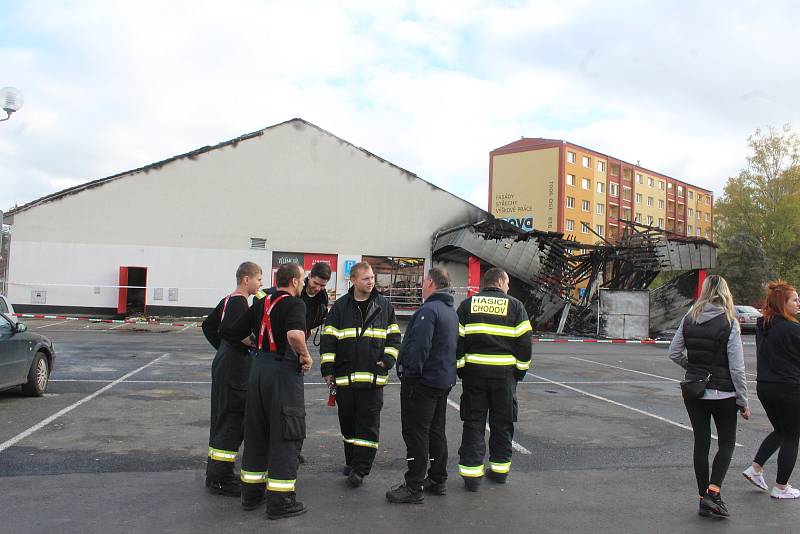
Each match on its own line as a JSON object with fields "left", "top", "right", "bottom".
{"left": 489, "top": 138, "right": 714, "bottom": 245}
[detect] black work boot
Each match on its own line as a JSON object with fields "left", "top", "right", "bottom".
{"left": 266, "top": 491, "right": 308, "bottom": 520}
{"left": 342, "top": 465, "right": 352, "bottom": 476}
{"left": 206, "top": 476, "right": 241, "bottom": 497}
{"left": 423, "top": 477, "right": 447, "bottom": 495}
{"left": 241, "top": 485, "right": 265, "bottom": 511}
{"left": 386, "top": 483, "right": 424, "bottom": 504}
{"left": 487, "top": 470, "right": 508, "bottom": 484}
{"left": 347, "top": 471, "right": 364, "bottom": 488}
{"left": 297, "top": 453, "right": 307, "bottom": 465}
{"left": 463, "top": 477, "right": 481, "bottom": 492}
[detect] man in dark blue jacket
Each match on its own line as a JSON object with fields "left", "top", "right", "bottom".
{"left": 386, "top": 267, "right": 459, "bottom": 504}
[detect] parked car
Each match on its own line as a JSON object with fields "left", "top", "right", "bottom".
{"left": 0, "top": 295, "right": 56, "bottom": 396}
{"left": 735, "top": 305, "right": 762, "bottom": 334}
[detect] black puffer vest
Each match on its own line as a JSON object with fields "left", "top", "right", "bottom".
{"left": 683, "top": 313, "right": 734, "bottom": 391}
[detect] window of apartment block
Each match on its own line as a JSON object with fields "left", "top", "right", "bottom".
{"left": 567, "top": 151, "right": 576, "bottom": 163}
{"left": 705, "top": 229, "right": 711, "bottom": 238}
{"left": 688, "top": 225, "right": 693, "bottom": 234}
{"left": 596, "top": 224, "right": 604, "bottom": 236}
{"left": 566, "top": 196, "right": 575, "bottom": 208}
{"left": 596, "top": 203, "right": 605, "bottom": 215}
{"left": 581, "top": 222, "right": 590, "bottom": 234}
{"left": 581, "top": 199, "right": 590, "bottom": 212}
{"left": 697, "top": 211, "right": 701, "bottom": 220}
{"left": 647, "top": 215, "right": 654, "bottom": 225}
{"left": 648, "top": 177, "right": 654, "bottom": 187}
{"left": 582, "top": 156, "right": 590, "bottom": 168}
{"left": 706, "top": 213, "right": 710, "bottom": 221}
{"left": 688, "top": 208, "right": 693, "bottom": 217}
{"left": 647, "top": 196, "right": 654, "bottom": 207}
{"left": 623, "top": 207, "right": 631, "bottom": 219}
{"left": 658, "top": 199, "right": 665, "bottom": 209}
{"left": 596, "top": 182, "right": 605, "bottom": 194}
{"left": 636, "top": 173, "right": 643, "bottom": 184}
{"left": 688, "top": 190, "right": 694, "bottom": 200}
{"left": 706, "top": 196, "right": 711, "bottom": 205}
{"left": 581, "top": 178, "right": 591, "bottom": 190}
{"left": 567, "top": 173, "right": 575, "bottom": 186}
{"left": 658, "top": 218, "right": 664, "bottom": 228}
{"left": 677, "top": 185, "right": 684, "bottom": 197}
{"left": 566, "top": 219, "right": 575, "bottom": 232}
{"left": 610, "top": 164, "right": 620, "bottom": 177}
{"left": 667, "top": 182, "right": 673, "bottom": 190}
{"left": 610, "top": 183, "right": 619, "bottom": 197}
{"left": 635, "top": 212, "right": 642, "bottom": 222}
{"left": 597, "top": 161, "right": 606, "bottom": 172}
{"left": 659, "top": 181, "right": 665, "bottom": 190}
{"left": 635, "top": 193, "right": 642, "bottom": 204}
{"left": 622, "top": 187, "right": 631, "bottom": 201}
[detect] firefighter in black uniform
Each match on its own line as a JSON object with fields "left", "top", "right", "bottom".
{"left": 228, "top": 263, "right": 313, "bottom": 520}
{"left": 456, "top": 267, "right": 532, "bottom": 491}
{"left": 201, "top": 261, "right": 263, "bottom": 496}
{"left": 254, "top": 261, "right": 331, "bottom": 464}
{"left": 320, "top": 261, "right": 401, "bottom": 488}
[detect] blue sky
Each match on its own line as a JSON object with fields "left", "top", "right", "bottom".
{"left": 2, "top": 0, "right": 799, "bottom": 213}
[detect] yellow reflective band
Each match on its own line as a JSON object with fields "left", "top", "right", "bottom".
{"left": 384, "top": 347, "right": 399, "bottom": 359}
{"left": 240, "top": 470, "right": 268, "bottom": 484}
{"left": 335, "top": 376, "right": 350, "bottom": 386}
{"left": 459, "top": 323, "right": 466, "bottom": 337}
{"left": 516, "top": 359, "right": 531, "bottom": 371}
{"left": 387, "top": 323, "right": 401, "bottom": 335}
{"left": 267, "top": 478, "right": 296, "bottom": 492}
{"left": 375, "top": 375, "right": 389, "bottom": 385}
{"left": 463, "top": 353, "right": 517, "bottom": 366}
{"left": 255, "top": 290, "right": 267, "bottom": 300}
{"left": 351, "top": 438, "right": 379, "bottom": 449}
{"left": 320, "top": 353, "right": 336, "bottom": 364}
{"left": 362, "top": 328, "right": 387, "bottom": 339}
{"left": 457, "top": 357, "right": 465, "bottom": 368}
{"left": 351, "top": 372, "right": 375, "bottom": 383}
{"left": 464, "top": 322, "right": 532, "bottom": 337}
{"left": 490, "top": 462, "right": 511, "bottom": 474}
{"left": 208, "top": 447, "right": 237, "bottom": 462}
{"left": 342, "top": 436, "right": 355, "bottom": 444}
{"left": 458, "top": 464, "right": 485, "bottom": 477}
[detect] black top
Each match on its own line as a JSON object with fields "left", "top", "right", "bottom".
{"left": 355, "top": 298, "right": 371, "bottom": 324}
{"left": 229, "top": 290, "right": 306, "bottom": 356}
{"left": 756, "top": 316, "right": 800, "bottom": 392}
{"left": 201, "top": 294, "right": 249, "bottom": 349}
{"left": 300, "top": 279, "right": 329, "bottom": 332}
{"left": 683, "top": 313, "right": 734, "bottom": 392}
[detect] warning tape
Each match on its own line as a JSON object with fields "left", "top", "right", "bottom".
{"left": 12, "top": 313, "right": 201, "bottom": 328}
{"left": 532, "top": 337, "right": 756, "bottom": 346}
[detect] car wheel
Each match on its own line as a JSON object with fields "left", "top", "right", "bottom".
{"left": 22, "top": 352, "right": 49, "bottom": 397}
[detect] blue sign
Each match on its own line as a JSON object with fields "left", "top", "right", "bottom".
{"left": 344, "top": 260, "right": 356, "bottom": 276}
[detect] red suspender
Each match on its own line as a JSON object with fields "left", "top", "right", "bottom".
{"left": 220, "top": 291, "right": 246, "bottom": 322}
{"left": 258, "top": 294, "right": 289, "bottom": 351}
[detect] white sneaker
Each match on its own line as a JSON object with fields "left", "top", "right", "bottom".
{"left": 743, "top": 466, "right": 769, "bottom": 491}
{"left": 771, "top": 485, "right": 800, "bottom": 499}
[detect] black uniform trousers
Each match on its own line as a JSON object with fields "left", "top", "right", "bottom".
{"left": 401, "top": 381, "right": 450, "bottom": 489}
{"left": 206, "top": 340, "right": 252, "bottom": 481}
{"left": 336, "top": 386, "right": 384, "bottom": 476}
{"left": 240, "top": 352, "right": 306, "bottom": 500}
{"left": 458, "top": 375, "right": 518, "bottom": 478}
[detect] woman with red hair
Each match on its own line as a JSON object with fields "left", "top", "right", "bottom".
{"left": 742, "top": 281, "right": 800, "bottom": 499}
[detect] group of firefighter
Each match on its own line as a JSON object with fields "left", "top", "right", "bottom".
{"left": 201, "top": 259, "right": 532, "bottom": 520}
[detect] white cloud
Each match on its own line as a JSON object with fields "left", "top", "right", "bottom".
{"left": 2, "top": 0, "right": 799, "bottom": 214}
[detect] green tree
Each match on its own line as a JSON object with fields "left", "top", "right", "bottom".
{"left": 715, "top": 124, "right": 800, "bottom": 289}
{"left": 715, "top": 233, "right": 772, "bottom": 304}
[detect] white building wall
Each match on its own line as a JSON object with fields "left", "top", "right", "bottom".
{"left": 6, "top": 120, "right": 485, "bottom": 313}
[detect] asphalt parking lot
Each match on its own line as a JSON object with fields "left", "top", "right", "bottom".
{"left": 1, "top": 318, "right": 798, "bottom": 533}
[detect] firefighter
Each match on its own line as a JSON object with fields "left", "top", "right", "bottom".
{"left": 254, "top": 261, "right": 331, "bottom": 465}
{"left": 201, "top": 261, "right": 263, "bottom": 497}
{"left": 456, "top": 267, "right": 532, "bottom": 492}
{"left": 228, "top": 263, "right": 313, "bottom": 519}
{"left": 320, "top": 261, "right": 401, "bottom": 488}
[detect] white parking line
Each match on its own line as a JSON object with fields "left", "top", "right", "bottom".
{"left": 570, "top": 357, "right": 679, "bottom": 382}
{"left": 0, "top": 353, "right": 170, "bottom": 454}
{"left": 109, "top": 323, "right": 129, "bottom": 330}
{"left": 527, "top": 372, "right": 742, "bottom": 447}
{"left": 445, "top": 398, "right": 531, "bottom": 455}
{"left": 177, "top": 323, "right": 196, "bottom": 333}
{"left": 34, "top": 320, "right": 70, "bottom": 330}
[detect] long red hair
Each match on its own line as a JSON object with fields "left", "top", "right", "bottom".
{"left": 762, "top": 280, "right": 799, "bottom": 327}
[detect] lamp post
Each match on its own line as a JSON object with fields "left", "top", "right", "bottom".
{"left": 0, "top": 87, "right": 24, "bottom": 122}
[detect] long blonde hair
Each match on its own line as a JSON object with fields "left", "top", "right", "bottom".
{"left": 688, "top": 274, "right": 735, "bottom": 323}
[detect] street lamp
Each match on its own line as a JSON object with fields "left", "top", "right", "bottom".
{"left": 0, "top": 87, "right": 24, "bottom": 122}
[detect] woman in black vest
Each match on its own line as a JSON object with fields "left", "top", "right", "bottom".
{"left": 669, "top": 274, "right": 750, "bottom": 518}
{"left": 742, "top": 280, "right": 800, "bottom": 499}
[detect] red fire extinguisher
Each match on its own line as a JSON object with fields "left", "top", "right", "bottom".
{"left": 327, "top": 383, "right": 337, "bottom": 407}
